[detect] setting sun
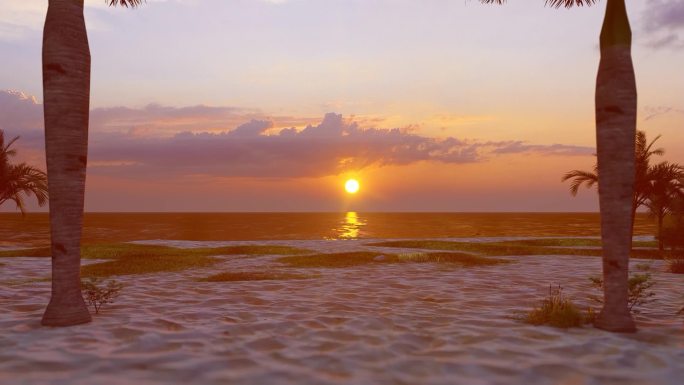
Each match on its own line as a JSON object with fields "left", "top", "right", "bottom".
{"left": 345, "top": 179, "right": 360, "bottom": 194}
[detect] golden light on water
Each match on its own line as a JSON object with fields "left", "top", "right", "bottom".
{"left": 339, "top": 211, "right": 364, "bottom": 239}
{"left": 345, "top": 179, "right": 360, "bottom": 194}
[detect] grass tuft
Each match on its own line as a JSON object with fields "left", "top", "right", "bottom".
{"left": 199, "top": 271, "right": 314, "bottom": 282}
{"left": 525, "top": 285, "right": 586, "bottom": 328}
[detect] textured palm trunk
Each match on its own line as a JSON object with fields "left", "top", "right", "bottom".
{"left": 41, "top": 0, "right": 92, "bottom": 326}
{"left": 594, "top": 0, "right": 636, "bottom": 333}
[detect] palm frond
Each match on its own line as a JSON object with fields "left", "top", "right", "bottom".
{"left": 562, "top": 169, "right": 598, "bottom": 196}
{"left": 1, "top": 131, "right": 19, "bottom": 159}
{"left": 0, "top": 154, "right": 48, "bottom": 214}
{"left": 107, "top": 0, "right": 145, "bottom": 7}
{"left": 478, "top": 1, "right": 598, "bottom": 9}
{"left": 642, "top": 133, "right": 664, "bottom": 157}
{"left": 545, "top": 0, "right": 598, "bottom": 8}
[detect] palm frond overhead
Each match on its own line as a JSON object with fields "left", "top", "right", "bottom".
{"left": 479, "top": 0, "right": 597, "bottom": 6}
{"left": 107, "top": 0, "right": 145, "bottom": 7}
{"left": 545, "top": 0, "right": 598, "bottom": 8}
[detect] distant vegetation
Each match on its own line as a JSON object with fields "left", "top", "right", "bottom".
{"left": 563, "top": 130, "right": 684, "bottom": 252}
{"left": 0, "top": 130, "right": 48, "bottom": 215}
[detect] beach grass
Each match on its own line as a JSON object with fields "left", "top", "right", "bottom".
{"left": 367, "top": 240, "right": 661, "bottom": 259}
{"left": 525, "top": 286, "right": 586, "bottom": 328}
{"left": 0, "top": 243, "right": 308, "bottom": 259}
{"left": 276, "top": 251, "right": 508, "bottom": 269}
{"left": 199, "top": 271, "right": 315, "bottom": 282}
{"left": 0, "top": 247, "right": 51, "bottom": 258}
{"left": 81, "top": 254, "right": 218, "bottom": 277}
{"left": 0, "top": 243, "right": 310, "bottom": 277}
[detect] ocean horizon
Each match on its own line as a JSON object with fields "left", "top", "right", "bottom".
{"left": 1, "top": 212, "right": 657, "bottom": 247}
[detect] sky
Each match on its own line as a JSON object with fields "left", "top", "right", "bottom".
{"left": 1, "top": 0, "right": 683, "bottom": 212}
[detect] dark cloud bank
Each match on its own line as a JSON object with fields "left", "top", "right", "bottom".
{"left": 0, "top": 90, "right": 592, "bottom": 179}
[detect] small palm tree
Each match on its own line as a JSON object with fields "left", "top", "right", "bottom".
{"left": 0, "top": 130, "right": 48, "bottom": 214}
{"left": 562, "top": 130, "right": 665, "bottom": 223}
{"left": 41, "top": 0, "right": 143, "bottom": 327}
{"left": 645, "top": 163, "right": 684, "bottom": 251}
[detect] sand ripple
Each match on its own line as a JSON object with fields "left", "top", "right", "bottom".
{"left": 1, "top": 239, "right": 683, "bottom": 385}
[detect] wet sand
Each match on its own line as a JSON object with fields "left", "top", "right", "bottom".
{"left": 1, "top": 239, "right": 683, "bottom": 385}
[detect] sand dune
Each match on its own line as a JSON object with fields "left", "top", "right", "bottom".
{"left": 1, "top": 239, "right": 683, "bottom": 385}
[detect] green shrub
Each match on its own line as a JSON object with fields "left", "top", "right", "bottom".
{"left": 589, "top": 273, "right": 656, "bottom": 313}
{"left": 525, "top": 285, "right": 585, "bottom": 328}
{"left": 81, "top": 277, "right": 123, "bottom": 314}
{"left": 666, "top": 258, "right": 684, "bottom": 274}
{"left": 661, "top": 218, "right": 684, "bottom": 251}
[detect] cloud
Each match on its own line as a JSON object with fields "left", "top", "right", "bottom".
{"left": 0, "top": 90, "right": 594, "bottom": 179}
{"left": 0, "top": 1, "right": 44, "bottom": 41}
{"left": 491, "top": 142, "right": 593, "bottom": 156}
{"left": 644, "top": 105, "right": 684, "bottom": 120}
{"left": 641, "top": 0, "right": 684, "bottom": 49}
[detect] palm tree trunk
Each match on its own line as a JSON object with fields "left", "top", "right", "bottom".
{"left": 40, "top": 0, "right": 92, "bottom": 326}
{"left": 594, "top": 0, "right": 636, "bottom": 333}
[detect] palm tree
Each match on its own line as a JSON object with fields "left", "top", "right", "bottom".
{"left": 0, "top": 130, "right": 48, "bottom": 214}
{"left": 562, "top": 130, "right": 665, "bottom": 225}
{"left": 41, "top": 0, "right": 143, "bottom": 327}
{"left": 484, "top": 0, "right": 636, "bottom": 332}
{"left": 645, "top": 163, "right": 684, "bottom": 252}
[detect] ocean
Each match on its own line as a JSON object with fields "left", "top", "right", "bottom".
{"left": 0, "top": 212, "right": 656, "bottom": 247}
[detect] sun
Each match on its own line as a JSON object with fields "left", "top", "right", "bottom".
{"left": 345, "top": 179, "right": 360, "bottom": 194}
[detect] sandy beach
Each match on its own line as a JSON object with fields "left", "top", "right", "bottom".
{"left": 1, "top": 238, "right": 683, "bottom": 385}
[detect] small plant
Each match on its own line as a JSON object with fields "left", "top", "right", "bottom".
{"left": 634, "top": 263, "right": 652, "bottom": 272}
{"left": 666, "top": 257, "right": 684, "bottom": 274}
{"left": 588, "top": 273, "right": 656, "bottom": 313}
{"left": 397, "top": 252, "right": 431, "bottom": 262}
{"left": 81, "top": 277, "right": 123, "bottom": 314}
{"left": 525, "top": 285, "right": 585, "bottom": 328}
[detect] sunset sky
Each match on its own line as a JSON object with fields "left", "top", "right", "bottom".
{"left": 1, "top": 0, "right": 683, "bottom": 212}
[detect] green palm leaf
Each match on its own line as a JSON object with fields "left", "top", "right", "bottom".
{"left": 0, "top": 130, "right": 49, "bottom": 215}
{"left": 107, "top": 0, "right": 145, "bottom": 7}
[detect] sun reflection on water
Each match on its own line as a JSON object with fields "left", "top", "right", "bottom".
{"left": 338, "top": 211, "right": 366, "bottom": 239}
